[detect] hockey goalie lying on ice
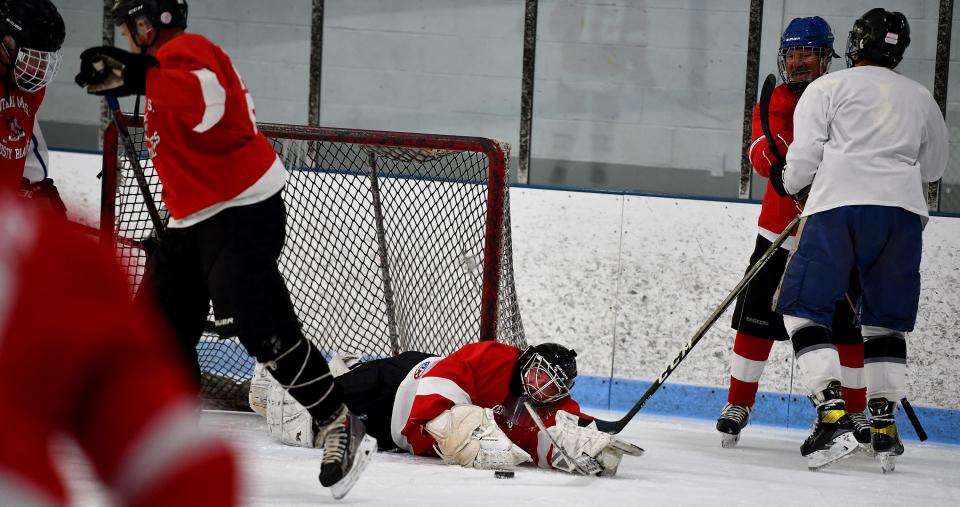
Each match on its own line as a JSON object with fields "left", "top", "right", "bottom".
{"left": 250, "top": 341, "right": 643, "bottom": 476}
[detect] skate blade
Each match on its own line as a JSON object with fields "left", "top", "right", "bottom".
{"left": 877, "top": 452, "right": 896, "bottom": 473}
{"left": 720, "top": 432, "right": 740, "bottom": 449}
{"left": 807, "top": 432, "right": 860, "bottom": 471}
{"left": 328, "top": 434, "right": 377, "bottom": 500}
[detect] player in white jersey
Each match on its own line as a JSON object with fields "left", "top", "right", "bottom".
{"left": 775, "top": 8, "right": 948, "bottom": 470}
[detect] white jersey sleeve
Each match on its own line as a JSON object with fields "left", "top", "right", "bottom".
{"left": 22, "top": 118, "right": 49, "bottom": 184}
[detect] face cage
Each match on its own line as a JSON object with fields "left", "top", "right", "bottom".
{"left": 777, "top": 46, "right": 831, "bottom": 89}
{"left": 14, "top": 48, "right": 62, "bottom": 93}
{"left": 521, "top": 353, "right": 573, "bottom": 405}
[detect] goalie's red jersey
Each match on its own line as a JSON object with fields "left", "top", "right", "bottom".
{"left": 0, "top": 195, "right": 238, "bottom": 507}
{"left": 394, "top": 341, "right": 591, "bottom": 467}
{"left": 144, "top": 32, "right": 281, "bottom": 220}
{"left": 0, "top": 82, "right": 44, "bottom": 188}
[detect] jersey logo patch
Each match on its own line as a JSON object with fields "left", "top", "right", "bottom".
{"left": 413, "top": 360, "right": 432, "bottom": 379}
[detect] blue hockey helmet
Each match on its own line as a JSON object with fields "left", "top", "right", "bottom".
{"left": 777, "top": 17, "right": 839, "bottom": 94}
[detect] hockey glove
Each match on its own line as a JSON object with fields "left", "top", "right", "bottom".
{"left": 547, "top": 411, "right": 644, "bottom": 477}
{"left": 75, "top": 46, "right": 158, "bottom": 97}
{"left": 18, "top": 178, "right": 68, "bottom": 218}
{"left": 768, "top": 158, "right": 789, "bottom": 198}
{"left": 425, "top": 405, "right": 532, "bottom": 470}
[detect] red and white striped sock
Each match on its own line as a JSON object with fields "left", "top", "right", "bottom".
{"left": 838, "top": 342, "right": 866, "bottom": 413}
{"left": 727, "top": 331, "right": 775, "bottom": 407}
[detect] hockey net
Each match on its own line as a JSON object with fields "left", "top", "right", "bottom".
{"left": 101, "top": 120, "right": 526, "bottom": 409}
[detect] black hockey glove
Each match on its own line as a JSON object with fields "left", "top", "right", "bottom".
{"left": 75, "top": 46, "right": 159, "bottom": 97}
{"left": 18, "top": 178, "right": 68, "bottom": 218}
{"left": 768, "top": 158, "right": 789, "bottom": 198}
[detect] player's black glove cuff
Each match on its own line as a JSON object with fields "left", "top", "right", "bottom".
{"left": 75, "top": 46, "right": 159, "bottom": 97}
{"left": 768, "top": 158, "right": 789, "bottom": 198}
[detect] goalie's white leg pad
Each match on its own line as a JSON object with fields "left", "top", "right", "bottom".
{"left": 249, "top": 362, "right": 272, "bottom": 417}
{"left": 425, "top": 405, "right": 531, "bottom": 469}
{"left": 266, "top": 381, "right": 315, "bottom": 448}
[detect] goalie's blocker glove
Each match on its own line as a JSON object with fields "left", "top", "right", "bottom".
{"left": 75, "top": 46, "right": 158, "bottom": 97}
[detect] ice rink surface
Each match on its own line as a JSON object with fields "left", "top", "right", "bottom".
{"left": 61, "top": 409, "right": 960, "bottom": 506}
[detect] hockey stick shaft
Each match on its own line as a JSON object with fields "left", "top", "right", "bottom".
{"left": 759, "top": 74, "right": 782, "bottom": 161}
{"left": 523, "top": 401, "right": 598, "bottom": 475}
{"left": 594, "top": 215, "right": 802, "bottom": 434}
{"left": 104, "top": 96, "right": 165, "bottom": 238}
{"left": 900, "top": 397, "right": 928, "bottom": 441}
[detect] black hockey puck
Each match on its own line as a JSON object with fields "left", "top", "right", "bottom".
{"left": 494, "top": 469, "right": 515, "bottom": 479}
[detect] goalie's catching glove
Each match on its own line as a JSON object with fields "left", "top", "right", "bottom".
{"left": 547, "top": 410, "right": 644, "bottom": 476}
{"left": 425, "top": 405, "right": 531, "bottom": 470}
{"left": 76, "top": 46, "right": 158, "bottom": 97}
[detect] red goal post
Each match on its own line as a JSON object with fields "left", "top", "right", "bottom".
{"left": 101, "top": 119, "right": 526, "bottom": 408}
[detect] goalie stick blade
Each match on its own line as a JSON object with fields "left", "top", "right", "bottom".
{"left": 327, "top": 434, "right": 377, "bottom": 500}
{"left": 806, "top": 432, "right": 860, "bottom": 471}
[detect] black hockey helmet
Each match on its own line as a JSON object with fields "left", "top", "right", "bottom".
{"left": 0, "top": 0, "right": 65, "bottom": 53}
{"left": 112, "top": 0, "right": 188, "bottom": 31}
{"left": 512, "top": 343, "right": 578, "bottom": 406}
{"left": 0, "top": 0, "right": 65, "bottom": 92}
{"left": 845, "top": 8, "right": 910, "bottom": 69}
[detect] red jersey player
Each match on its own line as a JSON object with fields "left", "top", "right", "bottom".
{"left": 263, "top": 342, "right": 644, "bottom": 476}
{"left": 717, "top": 17, "right": 868, "bottom": 449}
{"left": 0, "top": 0, "right": 63, "bottom": 189}
{"left": 0, "top": 186, "right": 239, "bottom": 506}
{"left": 74, "top": 0, "right": 374, "bottom": 498}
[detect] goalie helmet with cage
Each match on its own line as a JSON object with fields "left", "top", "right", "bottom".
{"left": 777, "top": 16, "right": 838, "bottom": 95}
{"left": 845, "top": 8, "right": 910, "bottom": 69}
{"left": 112, "top": 0, "right": 188, "bottom": 32}
{"left": 514, "top": 343, "right": 578, "bottom": 406}
{"left": 0, "top": 0, "right": 64, "bottom": 93}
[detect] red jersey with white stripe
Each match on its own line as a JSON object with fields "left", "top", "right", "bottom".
{"left": 393, "top": 341, "right": 590, "bottom": 468}
{"left": 144, "top": 33, "right": 281, "bottom": 220}
{"left": 0, "top": 194, "right": 238, "bottom": 507}
{"left": 748, "top": 83, "right": 801, "bottom": 243}
{"left": 0, "top": 82, "right": 44, "bottom": 188}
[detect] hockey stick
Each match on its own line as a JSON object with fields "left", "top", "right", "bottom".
{"left": 759, "top": 74, "right": 782, "bottom": 161}
{"left": 104, "top": 96, "right": 166, "bottom": 238}
{"left": 593, "top": 214, "right": 802, "bottom": 435}
{"left": 523, "top": 401, "right": 601, "bottom": 475}
{"left": 900, "top": 398, "right": 928, "bottom": 441}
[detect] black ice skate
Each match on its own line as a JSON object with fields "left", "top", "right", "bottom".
{"left": 802, "top": 381, "right": 860, "bottom": 470}
{"left": 847, "top": 411, "right": 872, "bottom": 446}
{"left": 315, "top": 405, "right": 377, "bottom": 499}
{"left": 868, "top": 398, "right": 904, "bottom": 473}
{"left": 716, "top": 403, "right": 752, "bottom": 448}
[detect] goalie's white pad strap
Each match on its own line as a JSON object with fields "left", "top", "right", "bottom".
{"left": 248, "top": 362, "right": 271, "bottom": 417}
{"left": 424, "top": 405, "right": 531, "bottom": 469}
{"left": 265, "top": 381, "right": 315, "bottom": 448}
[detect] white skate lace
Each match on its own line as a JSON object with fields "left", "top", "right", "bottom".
{"left": 720, "top": 404, "right": 752, "bottom": 424}
{"left": 320, "top": 413, "right": 350, "bottom": 465}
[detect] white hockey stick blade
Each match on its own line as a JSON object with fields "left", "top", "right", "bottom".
{"left": 329, "top": 434, "right": 377, "bottom": 500}
{"left": 806, "top": 432, "right": 860, "bottom": 471}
